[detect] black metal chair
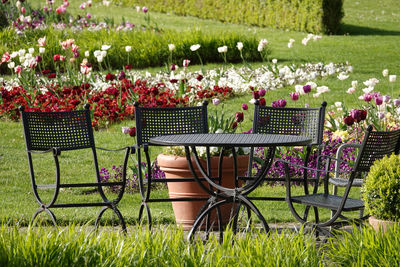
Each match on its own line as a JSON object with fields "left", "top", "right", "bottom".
{"left": 283, "top": 126, "right": 400, "bottom": 232}
{"left": 246, "top": 101, "right": 327, "bottom": 200}
{"left": 133, "top": 101, "right": 210, "bottom": 229}
{"left": 19, "top": 105, "right": 133, "bottom": 232}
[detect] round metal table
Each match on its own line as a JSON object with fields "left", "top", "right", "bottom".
{"left": 150, "top": 133, "right": 311, "bottom": 239}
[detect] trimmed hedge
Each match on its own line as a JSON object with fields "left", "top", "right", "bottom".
{"left": 0, "top": 27, "right": 261, "bottom": 73}
{"left": 114, "top": 0, "right": 344, "bottom": 34}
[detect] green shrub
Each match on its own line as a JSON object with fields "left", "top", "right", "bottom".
{"left": 362, "top": 154, "right": 400, "bottom": 221}
{"left": 114, "top": 0, "right": 344, "bottom": 34}
{"left": 0, "top": 28, "right": 262, "bottom": 73}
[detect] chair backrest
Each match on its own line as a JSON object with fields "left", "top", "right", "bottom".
{"left": 134, "top": 102, "right": 209, "bottom": 146}
{"left": 19, "top": 105, "right": 95, "bottom": 151}
{"left": 354, "top": 126, "right": 400, "bottom": 174}
{"left": 253, "top": 101, "right": 327, "bottom": 146}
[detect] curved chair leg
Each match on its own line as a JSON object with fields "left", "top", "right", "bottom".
{"left": 138, "top": 202, "right": 152, "bottom": 230}
{"left": 95, "top": 206, "right": 108, "bottom": 229}
{"left": 188, "top": 199, "right": 227, "bottom": 242}
{"left": 112, "top": 206, "right": 127, "bottom": 234}
{"left": 95, "top": 206, "right": 127, "bottom": 234}
{"left": 31, "top": 208, "right": 57, "bottom": 227}
{"left": 237, "top": 196, "right": 270, "bottom": 234}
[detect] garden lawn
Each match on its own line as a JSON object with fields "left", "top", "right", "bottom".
{"left": 0, "top": 0, "right": 398, "bottom": 226}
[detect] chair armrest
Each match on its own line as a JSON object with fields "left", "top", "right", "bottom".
{"left": 96, "top": 145, "right": 137, "bottom": 154}
{"left": 27, "top": 148, "right": 55, "bottom": 154}
{"left": 275, "top": 159, "right": 326, "bottom": 173}
{"left": 334, "top": 143, "right": 360, "bottom": 178}
{"left": 27, "top": 148, "right": 61, "bottom": 156}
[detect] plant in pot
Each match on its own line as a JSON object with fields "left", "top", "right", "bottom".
{"left": 362, "top": 154, "right": 400, "bottom": 232}
{"left": 157, "top": 98, "right": 251, "bottom": 230}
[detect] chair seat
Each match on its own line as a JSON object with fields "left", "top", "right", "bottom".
{"left": 329, "top": 178, "right": 363, "bottom": 187}
{"left": 290, "top": 193, "right": 364, "bottom": 211}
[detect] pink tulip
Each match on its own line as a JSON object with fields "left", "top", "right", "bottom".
{"left": 289, "top": 92, "right": 299, "bottom": 101}
{"left": 183, "top": 59, "right": 190, "bottom": 68}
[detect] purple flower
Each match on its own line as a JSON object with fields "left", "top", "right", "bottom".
{"left": 272, "top": 99, "right": 287, "bottom": 108}
{"left": 350, "top": 109, "right": 362, "bottom": 122}
{"left": 374, "top": 95, "right": 383, "bottom": 105}
{"left": 259, "top": 89, "right": 266, "bottom": 97}
{"left": 289, "top": 92, "right": 299, "bottom": 101}
{"left": 142, "top": 6, "right": 148, "bottom": 13}
{"left": 394, "top": 99, "right": 400, "bottom": 107}
{"left": 242, "top": 104, "right": 248, "bottom": 110}
{"left": 383, "top": 95, "right": 391, "bottom": 103}
{"left": 363, "top": 93, "right": 372, "bottom": 102}
{"left": 212, "top": 98, "right": 220, "bottom": 105}
{"left": 303, "top": 85, "right": 311, "bottom": 94}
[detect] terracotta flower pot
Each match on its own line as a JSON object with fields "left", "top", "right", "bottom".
{"left": 157, "top": 154, "right": 249, "bottom": 230}
{"left": 369, "top": 216, "right": 399, "bottom": 233}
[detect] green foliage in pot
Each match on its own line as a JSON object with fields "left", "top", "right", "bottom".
{"left": 362, "top": 154, "right": 400, "bottom": 221}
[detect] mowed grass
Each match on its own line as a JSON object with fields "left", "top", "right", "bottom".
{"left": 0, "top": 0, "right": 397, "bottom": 227}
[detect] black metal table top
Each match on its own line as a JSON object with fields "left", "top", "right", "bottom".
{"left": 149, "top": 133, "right": 311, "bottom": 147}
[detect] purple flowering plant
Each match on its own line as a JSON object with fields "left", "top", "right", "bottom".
{"left": 100, "top": 161, "right": 166, "bottom": 193}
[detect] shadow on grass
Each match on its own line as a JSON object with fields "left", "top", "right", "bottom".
{"left": 339, "top": 24, "right": 400, "bottom": 36}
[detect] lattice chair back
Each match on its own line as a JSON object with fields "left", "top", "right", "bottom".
{"left": 134, "top": 102, "right": 209, "bottom": 146}
{"left": 20, "top": 105, "right": 94, "bottom": 151}
{"left": 19, "top": 104, "right": 129, "bottom": 232}
{"left": 354, "top": 126, "right": 400, "bottom": 174}
{"left": 253, "top": 101, "right": 327, "bottom": 146}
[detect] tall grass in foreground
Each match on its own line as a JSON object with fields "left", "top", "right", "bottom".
{"left": 0, "top": 225, "right": 320, "bottom": 267}
{"left": 2, "top": 224, "right": 400, "bottom": 266}
{"left": 326, "top": 225, "right": 400, "bottom": 266}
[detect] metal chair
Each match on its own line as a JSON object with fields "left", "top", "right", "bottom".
{"left": 246, "top": 101, "right": 327, "bottom": 200}
{"left": 283, "top": 126, "right": 400, "bottom": 232}
{"left": 19, "top": 105, "right": 133, "bottom": 232}
{"left": 133, "top": 101, "right": 210, "bottom": 229}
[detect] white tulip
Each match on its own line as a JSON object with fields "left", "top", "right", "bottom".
{"left": 351, "top": 80, "right": 358, "bottom": 88}
{"left": 389, "top": 75, "right": 397, "bottom": 82}
{"left": 236, "top": 42, "right": 243, "bottom": 51}
{"left": 101, "top": 44, "right": 111, "bottom": 51}
{"left": 217, "top": 46, "right": 227, "bottom": 53}
{"left": 316, "top": 86, "right": 330, "bottom": 93}
{"left": 337, "top": 72, "right": 349, "bottom": 80}
{"left": 93, "top": 50, "right": 101, "bottom": 57}
{"left": 39, "top": 47, "right": 45, "bottom": 54}
{"left": 168, "top": 44, "right": 175, "bottom": 51}
{"left": 347, "top": 87, "right": 356, "bottom": 94}
{"left": 272, "top": 59, "right": 278, "bottom": 64}
{"left": 96, "top": 56, "right": 103, "bottom": 63}
{"left": 190, "top": 44, "right": 201, "bottom": 52}
{"left": 101, "top": 50, "right": 107, "bottom": 57}
{"left": 257, "top": 39, "right": 268, "bottom": 52}
{"left": 362, "top": 87, "right": 374, "bottom": 93}
{"left": 125, "top": 46, "right": 132, "bottom": 52}
{"left": 18, "top": 49, "right": 26, "bottom": 57}
{"left": 84, "top": 50, "right": 90, "bottom": 57}
{"left": 28, "top": 48, "right": 35, "bottom": 54}
{"left": 382, "top": 69, "right": 389, "bottom": 77}
{"left": 7, "top": 62, "right": 15, "bottom": 69}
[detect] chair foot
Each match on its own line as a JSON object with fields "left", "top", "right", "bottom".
{"left": 31, "top": 208, "right": 57, "bottom": 227}
{"left": 95, "top": 205, "right": 127, "bottom": 234}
